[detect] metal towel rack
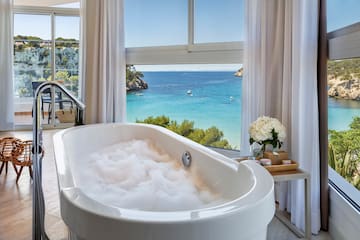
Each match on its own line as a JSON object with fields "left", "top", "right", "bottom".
{"left": 32, "top": 81, "right": 85, "bottom": 240}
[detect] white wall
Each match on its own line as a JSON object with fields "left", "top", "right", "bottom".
{"left": 329, "top": 186, "right": 360, "bottom": 239}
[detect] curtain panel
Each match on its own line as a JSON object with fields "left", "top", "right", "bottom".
{"left": 0, "top": 0, "right": 14, "bottom": 131}
{"left": 243, "top": 0, "right": 321, "bottom": 234}
{"left": 80, "top": 0, "right": 126, "bottom": 124}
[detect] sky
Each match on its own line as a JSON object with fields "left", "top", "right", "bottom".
{"left": 13, "top": 0, "right": 360, "bottom": 70}
{"left": 327, "top": 0, "right": 360, "bottom": 32}
{"left": 14, "top": 0, "right": 244, "bottom": 44}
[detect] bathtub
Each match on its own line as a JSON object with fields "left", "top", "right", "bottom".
{"left": 53, "top": 123, "right": 275, "bottom": 240}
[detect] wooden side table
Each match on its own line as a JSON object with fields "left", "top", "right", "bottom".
{"left": 270, "top": 169, "right": 311, "bottom": 240}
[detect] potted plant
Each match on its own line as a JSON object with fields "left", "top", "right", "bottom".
{"left": 249, "top": 116, "right": 287, "bottom": 164}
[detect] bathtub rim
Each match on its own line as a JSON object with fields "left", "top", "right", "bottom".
{"left": 54, "top": 123, "right": 274, "bottom": 224}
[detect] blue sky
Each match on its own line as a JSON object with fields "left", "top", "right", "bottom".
{"left": 14, "top": 0, "right": 244, "bottom": 44}
{"left": 124, "top": 0, "right": 244, "bottom": 47}
{"left": 14, "top": 14, "right": 79, "bottom": 40}
{"left": 327, "top": 0, "right": 360, "bottom": 32}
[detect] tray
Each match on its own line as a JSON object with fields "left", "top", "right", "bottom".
{"left": 263, "top": 160, "right": 298, "bottom": 173}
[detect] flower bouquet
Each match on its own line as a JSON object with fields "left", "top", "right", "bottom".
{"left": 249, "top": 116, "right": 287, "bottom": 162}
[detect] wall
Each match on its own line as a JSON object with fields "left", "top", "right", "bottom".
{"left": 329, "top": 186, "right": 360, "bottom": 239}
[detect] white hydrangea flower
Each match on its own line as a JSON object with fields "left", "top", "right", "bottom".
{"left": 249, "top": 116, "right": 286, "bottom": 144}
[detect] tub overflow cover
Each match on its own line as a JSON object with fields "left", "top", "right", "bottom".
{"left": 182, "top": 151, "right": 192, "bottom": 168}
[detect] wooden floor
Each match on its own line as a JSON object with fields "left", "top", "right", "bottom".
{"left": 0, "top": 130, "right": 331, "bottom": 240}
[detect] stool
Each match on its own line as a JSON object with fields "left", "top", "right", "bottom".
{"left": 12, "top": 140, "right": 42, "bottom": 183}
{"left": 0, "top": 137, "right": 20, "bottom": 175}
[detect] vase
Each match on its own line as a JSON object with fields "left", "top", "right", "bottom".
{"left": 250, "top": 143, "right": 264, "bottom": 159}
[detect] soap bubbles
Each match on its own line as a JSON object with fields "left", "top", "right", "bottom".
{"left": 73, "top": 140, "right": 222, "bottom": 211}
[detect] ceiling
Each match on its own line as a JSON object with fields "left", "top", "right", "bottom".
{"left": 14, "top": 0, "right": 78, "bottom": 7}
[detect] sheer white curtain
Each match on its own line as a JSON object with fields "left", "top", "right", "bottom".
{"left": 80, "top": 0, "right": 126, "bottom": 124}
{"left": 0, "top": 0, "right": 14, "bottom": 131}
{"left": 242, "top": 0, "right": 321, "bottom": 233}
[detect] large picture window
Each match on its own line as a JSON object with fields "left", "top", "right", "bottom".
{"left": 327, "top": 0, "right": 360, "bottom": 207}
{"left": 13, "top": 7, "right": 80, "bottom": 126}
{"left": 124, "top": 0, "right": 244, "bottom": 150}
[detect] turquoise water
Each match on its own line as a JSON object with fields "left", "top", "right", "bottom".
{"left": 127, "top": 71, "right": 242, "bottom": 149}
{"left": 328, "top": 97, "right": 360, "bottom": 130}
{"left": 127, "top": 71, "right": 360, "bottom": 149}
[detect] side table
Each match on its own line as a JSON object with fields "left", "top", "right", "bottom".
{"left": 270, "top": 169, "right": 311, "bottom": 240}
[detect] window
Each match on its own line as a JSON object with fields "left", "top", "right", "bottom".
{"left": 13, "top": 6, "right": 80, "bottom": 126}
{"left": 55, "top": 16, "right": 80, "bottom": 97}
{"left": 194, "top": 0, "right": 244, "bottom": 43}
{"left": 125, "top": 0, "right": 187, "bottom": 47}
{"left": 327, "top": 0, "right": 360, "bottom": 206}
{"left": 124, "top": 0, "right": 244, "bottom": 150}
{"left": 127, "top": 64, "right": 242, "bottom": 150}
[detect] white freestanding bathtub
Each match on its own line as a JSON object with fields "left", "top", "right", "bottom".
{"left": 53, "top": 123, "right": 274, "bottom": 240}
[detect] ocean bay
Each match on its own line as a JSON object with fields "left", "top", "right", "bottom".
{"left": 127, "top": 71, "right": 360, "bottom": 150}
{"left": 127, "top": 71, "right": 242, "bottom": 149}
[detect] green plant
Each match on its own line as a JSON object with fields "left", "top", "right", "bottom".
{"left": 329, "top": 117, "right": 360, "bottom": 190}
{"left": 137, "top": 115, "right": 232, "bottom": 149}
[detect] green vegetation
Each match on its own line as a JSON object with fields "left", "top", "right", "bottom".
{"left": 329, "top": 117, "right": 360, "bottom": 189}
{"left": 14, "top": 35, "right": 147, "bottom": 97}
{"left": 328, "top": 59, "right": 360, "bottom": 81}
{"left": 126, "top": 65, "right": 148, "bottom": 91}
{"left": 14, "top": 35, "right": 79, "bottom": 97}
{"left": 137, "top": 115, "right": 232, "bottom": 149}
{"left": 127, "top": 65, "right": 144, "bottom": 83}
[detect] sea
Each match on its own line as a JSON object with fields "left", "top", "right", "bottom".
{"left": 127, "top": 71, "right": 360, "bottom": 150}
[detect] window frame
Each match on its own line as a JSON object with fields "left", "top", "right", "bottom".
{"left": 126, "top": 0, "right": 244, "bottom": 65}
{"left": 327, "top": 22, "right": 360, "bottom": 209}
{"left": 13, "top": 5, "right": 80, "bottom": 129}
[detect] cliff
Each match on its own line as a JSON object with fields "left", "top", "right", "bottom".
{"left": 126, "top": 65, "right": 148, "bottom": 92}
{"left": 234, "top": 68, "right": 243, "bottom": 77}
{"left": 126, "top": 77, "right": 148, "bottom": 92}
{"left": 328, "top": 59, "right": 360, "bottom": 101}
{"left": 328, "top": 77, "right": 360, "bottom": 100}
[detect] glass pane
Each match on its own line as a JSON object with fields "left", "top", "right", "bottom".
{"left": 194, "top": 0, "right": 244, "bottom": 43}
{"left": 126, "top": 64, "right": 242, "bottom": 150}
{"left": 328, "top": 58, "right": 360, "bottom": 190}
{"left": 14, "top": 14, "right": 52, "bottom": 125}
{"left": 124, "top": 0, "right": 187, "bottom": 47}
{"left": 55, "top": 16, "right": 80, "bottom": 97}
{"left": 327, "top": 0, "right": 360, "bottom": 32}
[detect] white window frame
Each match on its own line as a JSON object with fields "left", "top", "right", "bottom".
{"left": 327, "top": 21, "right": 360, "bottom": 208}
{"left": 126, "top": 0, "right": 244, "bottom": 65}
{"left": 328, "top": 22, "right": 360, "bottom": 60}
{"left": 13, "top": 5, "right": 80, "bottom": 130}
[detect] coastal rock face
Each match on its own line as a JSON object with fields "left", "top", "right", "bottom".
{"left": 126, "top": 77, "right": 148, "bottom": 92}
{"left": 234, "top": 68, "right": 243, "bottom": 77}
{"left": 328, "top": 78, "right": 360, "bottom": 100}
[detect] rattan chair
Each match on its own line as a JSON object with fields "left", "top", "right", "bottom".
{"left": 11, "top": 140, "right": 40, "bottom": 183}
{"left": 0, "top": 137, "right": 20, "bottom": 175}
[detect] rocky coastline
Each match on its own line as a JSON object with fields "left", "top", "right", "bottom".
{"left": 328, "top": 77, "right": 360, "bottom": 101}
{"left": 234, "top": 68, "right": 243, "bottom": 77}
{"left": 126, "top": 77, "right": 148, "bottom": 92}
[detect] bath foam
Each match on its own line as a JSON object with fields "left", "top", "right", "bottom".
{"left": 74, "top": 139, "right": 223, "bottom": 211}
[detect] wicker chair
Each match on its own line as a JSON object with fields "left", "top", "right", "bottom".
{"left": 0, "top": 137, "right": 20, "bottom": 175}
{"left": 11, "top": 140, "right": 40, "bottom": 183}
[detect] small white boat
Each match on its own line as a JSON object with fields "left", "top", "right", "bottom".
{"left": 187, "top": 90, "right": 192, "bottom": 95}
